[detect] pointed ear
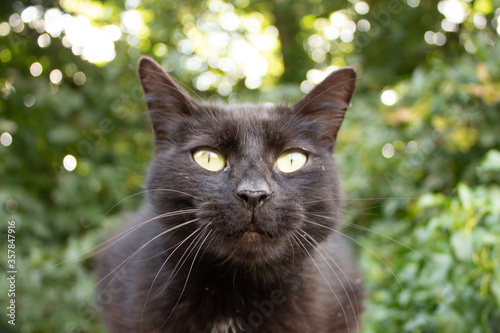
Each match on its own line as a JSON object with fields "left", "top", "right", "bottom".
{"left": 138, "top": 56, "right": 199, "bottom": 143}
{"left": 292, "top": 67, "right": 356, "bottom": 150}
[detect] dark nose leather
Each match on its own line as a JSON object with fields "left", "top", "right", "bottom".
{"left": 236, "top": 178, "right": 271, "bottom": 208}
{"left": 237, "top": 189, "right": 270, "bottom": 208}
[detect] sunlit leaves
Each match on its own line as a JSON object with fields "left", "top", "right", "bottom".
{"left": 175, "top": 1, "right": 284, "bottom": 93}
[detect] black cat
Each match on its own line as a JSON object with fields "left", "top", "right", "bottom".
{"left": 96, "top": 56, "right": 363, "bottom": 332}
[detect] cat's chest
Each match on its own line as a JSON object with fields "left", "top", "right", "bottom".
{"left": 180, "top": 308, "right": 312, "bottom": 333}
{"left": 168, "top": 279, "right": 315, "bottom": 333}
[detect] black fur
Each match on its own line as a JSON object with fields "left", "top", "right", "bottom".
{"left": 97, "top": 57, "right": 363, "bottom": 332}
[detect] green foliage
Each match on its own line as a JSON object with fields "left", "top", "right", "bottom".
{"left": 0, "top": 0, "right": 499, "bottom": 331}
{"left": 361, "top": 182, "right": 500, "bottom": 332}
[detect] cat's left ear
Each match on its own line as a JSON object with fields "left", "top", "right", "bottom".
{"left": 292, "top": 67, "right": 356, "bottom": 151}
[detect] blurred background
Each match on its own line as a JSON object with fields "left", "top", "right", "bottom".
{"left": 1, "top": 0, "right": 499, "bottom": 332}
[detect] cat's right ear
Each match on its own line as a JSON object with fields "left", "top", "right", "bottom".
{"left": 138, "top": 56, "right": 199, "bottom": 143}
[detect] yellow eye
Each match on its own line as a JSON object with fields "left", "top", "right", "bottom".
{"left": 193, "top": 148, "right": 226, "bottom": 172}
{"left": 276, "top": 150, "right": 308, "bottom": 173}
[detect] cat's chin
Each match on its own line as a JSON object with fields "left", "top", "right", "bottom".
{"left": 217, "top": 228, "right": 289, "bottom": 266}
{"left": 240, "top": 230, "right": 270, "bottom": 243}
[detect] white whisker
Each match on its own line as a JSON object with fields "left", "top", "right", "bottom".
{"left": 57, "top": 209, "right": 198, "bottom": 267}
{"left": 95, "top": 218, "right": 200, "bottom": 294}
{"left": 160, "top": 229, "right": 213, "bottom": 329}
{"left": 297, "top": 226, "right": 360, "bottom": 330}
{"left": 140, "top": 224, "right": 205, "bottom": 332}
{"left": 88, "top": 189, "right": 200, "bottom": 227}
{"left": 303, "top": 218, "right": 403, "bottom": 290}
{"left": 292, "top": 232, "right": 351, "bottom": 332}
{"left": 306, "top": 212, "right": 427, "bottom": 262}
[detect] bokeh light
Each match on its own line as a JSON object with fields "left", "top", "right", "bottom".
{"left": 5, "top": 199, "right": 18, "bottom": 213}
{"left": 9, "top": 14, "right": 24, "bottom": 33}
{"left": 0, "top": 22, "right": 11, "bottom": 36}
{"left": 24, "top": 94, "right": 35, "bottom": 107}
{"left": 63, "top": 155, "right": 77, "bottom": 171}
{"left": 30, "top": 62, "right": 43, "bottom": 76}
{"left": 381, "top": 89, "right": 399, "bottom": 106}
{"left": 104, "top": 25, "right": 121, "bottom": 41}
{"left": 354, "top": 2, "right": 370, "bottom": 15}
{"left": 0, "top": 49, "right": 12, "bottom": 63}
{"left": 50, "top": 69, "right": 63, "bottom": 84}
{"left": 73, "top": 71, "right": 86, "bottom": 85}
{"left": 21, "top": 5, "right": 43, "bottom": 23}
{"left": 382, "top": 143, "right": 395, "bottom": 158}
{"left": 407, "top": 0, "right": 420, "bottom": 8}
{"left": 176, "top": 1, "right": 283, "bottom": 91}
{"left": 15, "top": 5, "right": 119, "bottom": 64}
{"left": 438, "top": 0, "right": 467, "bottom": 24}
{"left": 0, "top": 132, "right": 12, "bottom": 146}
{"left": 406, "top": 141, "right": 418, "bottom": 154}
{"left": 38, "top": 33, "right": 51, "bottom": 47}
{"left": 121, "top": 10, "right": 144, "bottom": 36}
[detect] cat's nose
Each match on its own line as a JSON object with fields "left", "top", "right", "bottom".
{"left": 237, "top": 189, "right": 270, "bottom": 208}
{"left": 236, "top": 176, "right": 271, "bottom": 208}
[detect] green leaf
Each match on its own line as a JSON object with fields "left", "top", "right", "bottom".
{"left": 458, "top": 183, "right": 473, "bottom": 211}
{"left": 451, "top": 230, "right": 473, "bottom": 261}
{"left": 480, "top": 149, "right": 500, "bottom": 172}
{"left": 492, "top": 271, "right": 500, "bottom": 306}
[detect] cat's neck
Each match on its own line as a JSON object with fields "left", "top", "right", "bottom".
{"left": 167, "top": 249, "right": 305, "bottom": 290}
{"left": 162, "top": 252, "right": 306, "bottom": 317}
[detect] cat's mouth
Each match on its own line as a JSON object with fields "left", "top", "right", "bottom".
{"left": 228, "top": 224, "right": 273, "bottom": 240}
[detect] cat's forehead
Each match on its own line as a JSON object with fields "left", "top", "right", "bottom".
{"left": 188, "top": 102, "right": 312, "bottom": 154}
{"left": 217, "top": 103, "right": 280, "bottom": 120}
{"left": 212, "top": 103, "right": 291, "bottom": 135}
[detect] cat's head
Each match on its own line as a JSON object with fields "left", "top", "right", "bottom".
{"left": 138, "top": 57, "right": 356, "bottom": 266}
